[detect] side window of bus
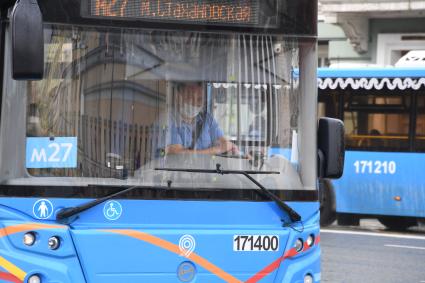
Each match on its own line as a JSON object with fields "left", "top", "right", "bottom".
{"left": 343, "top": 93, "right": 411, "bottom": 152}
{"left": 416, "top": 95, "right": 425, "bottom": 152}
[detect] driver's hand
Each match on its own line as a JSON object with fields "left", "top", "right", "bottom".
{"left": 230, "top": 143, "right": 240, "bottom": 155}
{"left": 218, "top": 140, "right": 233, "bottom": 153}
{"left": 220, "top": 141, "right": 240, "bottom": 155}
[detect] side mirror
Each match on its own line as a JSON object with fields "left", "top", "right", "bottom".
{"left": 11, "top": 0, "right": 44, "bottom": 80}
{"left": 318, "top": 117, "right": 345, "bottom": 179}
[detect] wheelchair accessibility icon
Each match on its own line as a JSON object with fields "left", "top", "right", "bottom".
{"left": 103, "top": 200, "right": 122, "bottom": 220}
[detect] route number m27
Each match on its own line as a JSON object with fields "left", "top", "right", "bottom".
{"left": 26, "top": 137, "right": 78, "bottom": 168}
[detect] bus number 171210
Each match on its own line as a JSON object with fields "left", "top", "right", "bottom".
{"left": 353, "top": 160, "right": 397, "bottom": 175}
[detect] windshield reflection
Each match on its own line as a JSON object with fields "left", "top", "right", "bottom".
{"left": 21, "top": 25, "right": 301, "bottom": 190}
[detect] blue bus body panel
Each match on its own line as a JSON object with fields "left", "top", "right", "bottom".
{"left": 293, "top": 67, "right": 425, "bottom": 79}
{"left": 0, "top": 206, "right": 86, "bottom": 283}
{"left": 316, "top": 67, "right": 425, "bottom": 219}
{"left": 333, "top": 151, "right": 425, "bottom": 217}
{"left": 0, "top": 198, "right": 320, "bottom": 283}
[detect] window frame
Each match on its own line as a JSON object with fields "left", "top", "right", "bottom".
{"left": 319, "top": 86, "right": 425, "bottom": 153}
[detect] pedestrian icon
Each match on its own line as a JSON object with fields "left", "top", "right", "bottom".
{"left": 33, "top": 199, "right": 54, "bottom": 219}
{"left": 103, "top": 200, "right": 122, "bottom": 220}
{"left": 38, "top": 201, "right": 48, "bottom": 217}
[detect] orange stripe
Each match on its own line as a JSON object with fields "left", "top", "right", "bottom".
{"left": 0, "top": 256, "right": 26, "bottom": 281}
{"left": 245, "top": 237, "right": 321, "bottom": 283}
{"left": 245, "top": 247, "right": 299, "bottom": 283}
{"left": 0, "top": 223, "right": 66, "bottom": 238}
{"left": 0, "top": 271, "right": 22, "bottom": 283}
{"left": 102, "top": 229, "right": 243, "bottom": 283}
{"left": 245, "top": 256, "right": 282, "bottom": 283}
{"left": 0, "top": 223, "right": 66, "bottom": 281}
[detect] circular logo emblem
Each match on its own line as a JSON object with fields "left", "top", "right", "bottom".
{"left": 103, "top": 200, "right": 123, "bottom": 220}
{"left": 33, "top": 199, "right": 54, "bottom": 219}
{"left": 177, "top": 261, "right": 196, "bottom": 282}
{"left": 179, "top": 235, "right": 196, "bottom": 257}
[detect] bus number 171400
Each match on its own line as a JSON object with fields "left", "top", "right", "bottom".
{"left": 233, "top": 235, "right": 279, "bottom": 252}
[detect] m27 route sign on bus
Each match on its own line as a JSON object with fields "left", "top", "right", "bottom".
{"left": 26, "top": 137, "right": 78, "bottom": 168}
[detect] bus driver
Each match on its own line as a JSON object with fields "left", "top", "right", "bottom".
{"left": 166, "top": 81, "right": 239, "bottom": 155}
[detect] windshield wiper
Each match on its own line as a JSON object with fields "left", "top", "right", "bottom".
{"left": 155, "top": 163, "right": 301, "bottom": 222}
{"left": 56, "top": 185, "right": 144, "bottom": 221}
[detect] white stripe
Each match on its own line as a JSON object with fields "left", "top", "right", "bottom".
{"left": 321, "top": 229, "right": 425, "bottom": 241}
{"left": 318, "top": 77, "right": 425, "bottom": 90}
{"left": 384, "top": 244, "right": 425, "bottom": 250}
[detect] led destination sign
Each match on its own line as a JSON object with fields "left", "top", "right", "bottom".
{"left": 91, "top": 0, "right": 264, "bottom": 26}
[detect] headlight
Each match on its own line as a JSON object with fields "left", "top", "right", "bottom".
{"left": 28, "top": 274, "right": 41, "bottom": 283}
{"left": 294, "top": 238, "right": 303, "bottom": 252}
{"left": 304, "top": 274, "right": 314, "bottom": 283}
{"left": 23, "top": 232, "right": 36, "bottom": 246}
{"left": 48, "top": 236, "right": 60, "bottom": 250}
{"left": 306, "top": 234, "right": 315, "bottom": 247}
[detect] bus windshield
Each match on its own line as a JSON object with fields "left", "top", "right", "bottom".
{"left": 1, "top": 24, "right": 303, "bottom": 192}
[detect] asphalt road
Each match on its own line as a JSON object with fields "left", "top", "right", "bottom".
{"left": 321, "top": 223, "right": 425, "bottom": 283}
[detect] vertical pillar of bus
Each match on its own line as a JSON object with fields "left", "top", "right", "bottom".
{"left": 299, "top": 41, "right": 317, "bottom": 190}
{"left": 0, "top": 9, "right": 6, "bottom": 111}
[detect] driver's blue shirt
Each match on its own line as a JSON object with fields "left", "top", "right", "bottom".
{"left": 168, "top": 112, "right": 224, "bottom": 150}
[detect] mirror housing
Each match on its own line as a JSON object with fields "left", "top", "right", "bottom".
{"left": 11, "top": 0, "right": 44, "bottom": 80}
{"left": 318, "top": 117, "right": 345, "bottom": 179}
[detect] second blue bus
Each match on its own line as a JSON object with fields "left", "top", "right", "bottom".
{"left": 318, "top": 67, "right": 425, "bottom": 230}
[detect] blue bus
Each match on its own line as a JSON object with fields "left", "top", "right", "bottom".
{"left": 318, "top": 67, "right": 425, "bottom": 230}
{"left": 0, "top": 0, "right": 344, "bottom": 282}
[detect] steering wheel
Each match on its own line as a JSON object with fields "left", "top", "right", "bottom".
{"left": 214, "top": 151, "right": 249, "bottom": 159}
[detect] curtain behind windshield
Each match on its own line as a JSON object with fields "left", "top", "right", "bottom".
{"left": 10, "top": 25, "right": 302, "bottom": 190}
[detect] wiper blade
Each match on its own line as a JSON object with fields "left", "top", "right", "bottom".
{"left": 56, "top": 185, "right": 142, "bottom": 221}
{"left": 56, "top": 180, "right": 227, "bottom": 221}
{"left": 155, "top": 163, "right": 301, "bottom": 222}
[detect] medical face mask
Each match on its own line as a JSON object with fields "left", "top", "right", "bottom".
{"left": 180, "top": 102, "right": 202, "bottom": 119}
